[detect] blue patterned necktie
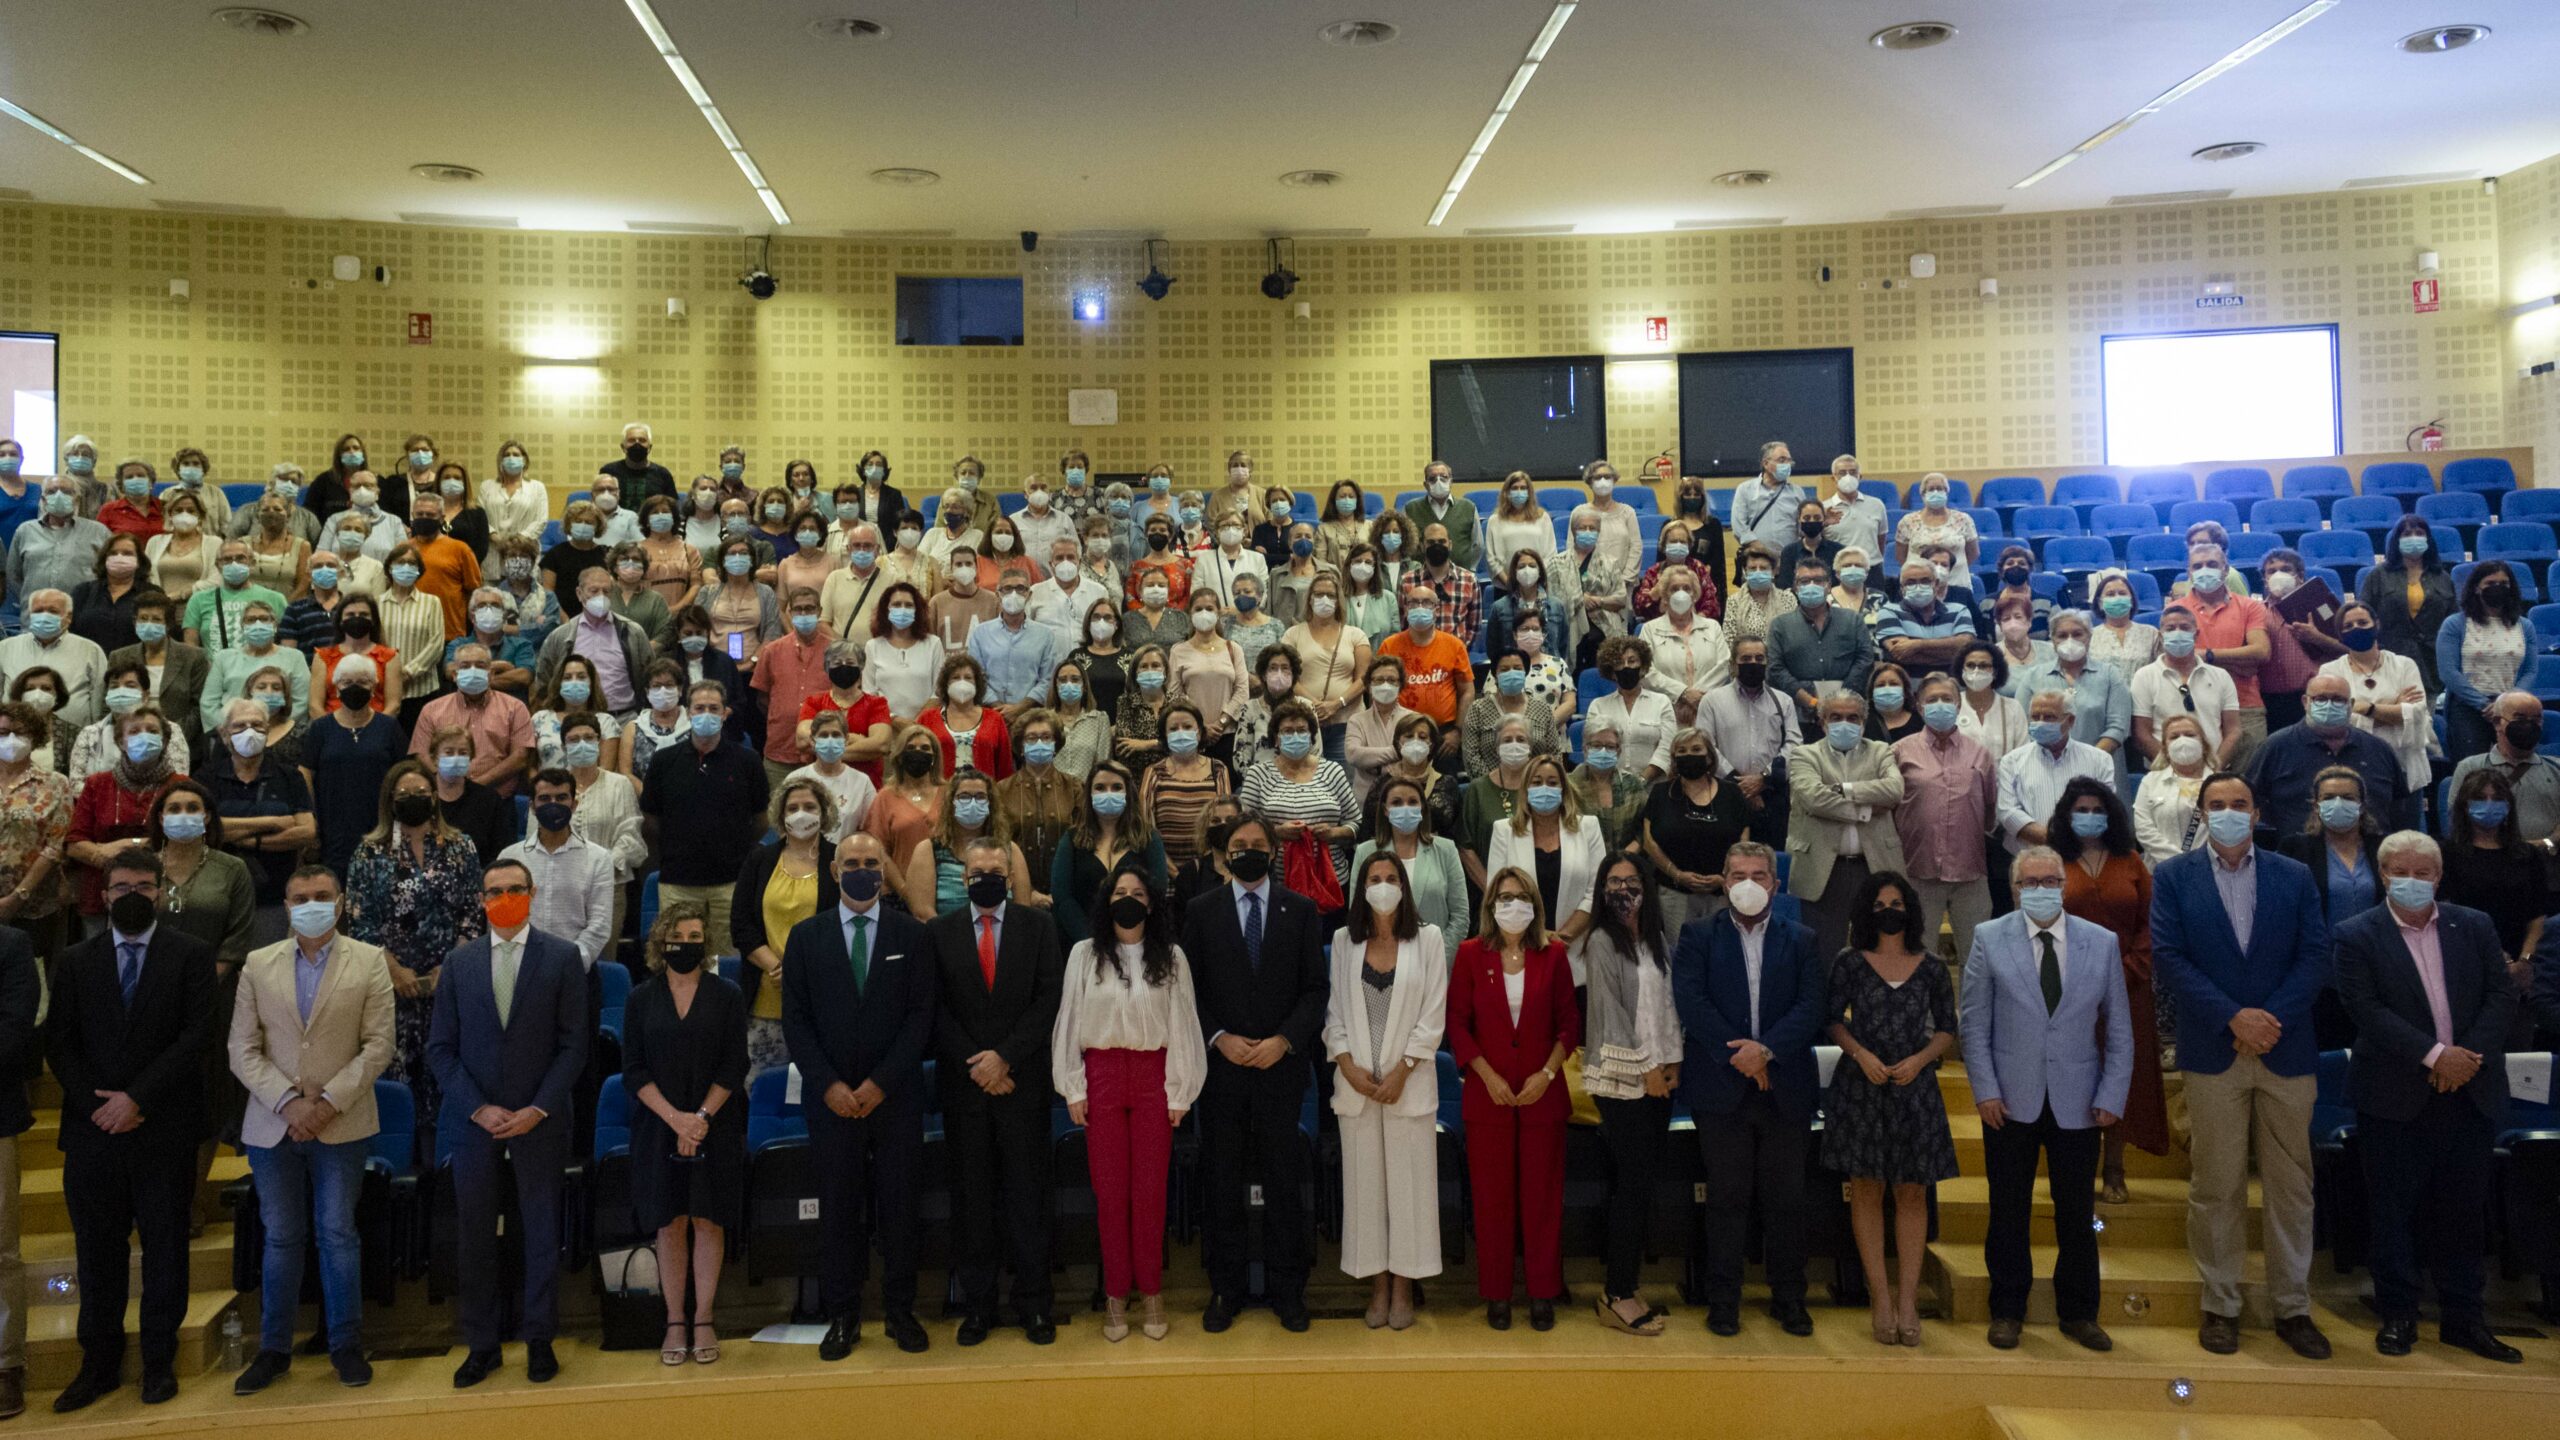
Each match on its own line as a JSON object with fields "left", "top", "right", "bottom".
{"left": 1243, "top": 890, "right": 1263, "bottom": 971}
{"left": 117, "top": 941, "right": 142, "bottom": 1006}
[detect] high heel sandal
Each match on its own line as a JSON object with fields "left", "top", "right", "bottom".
{"left": 1870, "top": 1307, "right": 1898, "bottom": 1346}
{"left": 661, "top": 1320, "right": 692, "bottom": 1366}
{"left": 2100, "top": 1170, "right": 2130, "bottom": 1205}
{"left": 1141, "top": 1293, "right": 1169, "bottom": 1341}
{"left": 691, "top": 1320, "right": 720, "bottom": 1364}
{"left": 1365, "top": 1277, "right": 1392, "bottom": 1330}
{"left": 1102, "top": 1297, "right": 1130, "bottom": 1343}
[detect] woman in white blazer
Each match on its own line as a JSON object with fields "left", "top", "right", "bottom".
{"left": 1484, "top": 753, "right": 1608, "bottom": 981}
{"left": 1323, "top": 851, "right": 1449, "bottom": 1330}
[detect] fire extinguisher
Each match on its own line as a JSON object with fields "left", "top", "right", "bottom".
{"left": 2407, "top": 417, "right": 2446, "bottom": 452}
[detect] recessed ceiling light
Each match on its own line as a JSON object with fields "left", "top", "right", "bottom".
{"left": 2109, "top": 189, "right": 2234, "bottom": 206}
{"left": 0, "top": 98, "right": 151, "bottom": 184}
{"left": 409, "top": 162, "right": 483, "bottom": 183}
{"left": 1319, "top": 20, "right": 1399, "bottom": 46}
{"left": 1674, "top": 217, "right": 1785, "bottom": 230}
{"left": 2398, "top": 24, "right": 2488, "bottom": 53}
{"left": 626, "top": 219, "right": 743, "bottom": 235}
{"left": 870, "top": 167, "right": 941, "bottom": 187}
{"left": 807, "top": 17, "right": 887, "bottom": 40}
{"left": 209, "top": 8, "right": 309, "bottom": 37}
{"left": 1463, "top": 224, "right": 1574, "bottom": 236}
{"left": 2340, "top": 170, "right": 2480, "bottom": 189}
{"left": 151, "top": 198, "right": 288, "bottom": 216}
{"left": 1713, "top": 170, "right": 1775, "bottom": 187}
{"left": 398, "top": 212, "right": 520, "bottom": 229}
{"left": 1870, "top": 21, "right": 1956, "bottom": 51}
{"left": 1888, "top": 204, "right": 2005, "bottom": 219}
{"left": 2191, "top": 141, "right": 2264, "bottom": 162}
{"left": 1427, "top": 2, "right": 1578, "bottom": 227}
{"left": 1280, "top": 170, "right": 1344, "bottom": 188}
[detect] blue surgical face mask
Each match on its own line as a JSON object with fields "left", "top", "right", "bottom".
{"left": 2308, "top": 698, "right": 2350, "bottom": 729}
{"left": 2468, "top": 799, "right": 2510, "bottom": 830}
{"left": 1065, "top": 468, "right": 1086, "bottom": 485}
{"left": 2100, "top": 594, "right": 2133, "bottom": 619}
{"left": 811, "top": 735, "right": 846, "bottom": 763}
{"left": 1165, "top": 728, "right": 1199, "bottom": 755}
{"left": 1583, "top": 747, "right": 1618, "bottom": 773}
{"left": 1109, "top": 498, "right": 1132, "bottom": 518}
{"left": 1923, "top": 490, "right": 1948, "bottom": 510}
{"left": 1023, "top": 739, "right": 1058, "bottom": 767}
{"left": 2018, "top": 883, "right": 2064, "bottom": 922}
{"left": 1574, "top": 529, "right": 1598, "bottom": 550}
{"left": 1663, "top": 542, "right": 1691, "bottom": 563}
{"left": 1056, "top": 681, "right": 1083, "bottom": 704}
{"left": 500, "top": 455, "right": 526, "bottom": 476}
{"left": 121, "top": 474, "right": 149, "bottom": 496}
{"left": 1796, "top": 583, "right": 1828, "bottom": 609}
{"left": 2317, "top": 796, "right": 2362, "bottom": 831}
{"left": 289, "top": 899, "right": 337, "bottom": 938}
{"left": 134, "top": 621, "right": 167, "bottom": 645}
{"left": 161, "top": 810, "right": 206, "bottom": 841}
{"left": 680, "top": 634, "right": 708, "bottom": 654}
{"left": 309, "top": 565, "right": 339, "bottom": 590}
{"left": 649, "top": 512, "right": 675, "bottom": 534}
{"left": 886, "top": 605, "right": 916, "bottom": 629}
{"left": 2029, "top": 719, "right": 2064, "bottom": 747}
{"left": 436, "top": 753, "right": 470, "bottom": 782}
{"left": 570, "top": 522, "right": 596, "bottom": 542}
{"left": 1406, "top": 606, "right": 1435, "bottom": 630}
{"left": 1495, "top": 669, "right": 1526, "bottom": 696}
{"left": 1525, "top": 783, "right": 1563, "bottom": 814}
{"left": 1922, "top": 699, "right": 1959, "bottom": 732}
{"left": 2189, "top": 567, "right": 2226, "bottom": 594}
{"left": 2204, "top": 808, "right": 2253, "bottom": 846}
{"left": 1150, "top": 476, "right": 1172, "bottom": 495}
{"left": 559, "top": 679, "right": 592, "bottom": 705}
{"left": 688, "top": 711, "right": 724, "bottom": 740}
{"left": 792, "top": 612, "right": 819, "bottom": 636}
{"left": 1826, "top": 720, "right": 1863, "bottom": 751}
{"left": 43, "top": 491, "right": 74, "bottom": 517}
{"left": 953, "top": 796, "right": 992, "bottom": 828}
{"left": 1381, "top": 532, "right": 1403, "bottom": 554}
{"left": 1137, "top": 669, "right": 1165, "bottom": 691}
{"left": 1872, "top": 685, "right": 1904, "bottom": 711}
{"left": 2069, "top": 810, "right": 2111, "bottom": 839}
{"left": 1838, "top": 566, "right": 1866, "bottom": 589}
{"left": 1179, "top": 507, "right": 1203, "bottom": 528}
{"left": 1276, "top": 732, "right": 1313, "bottom": 759}
{"left": 565, "top": 738, "right": 602, "bottom": 768}
{"left": 721, "top": 462, "right": 744, "bottom": 481}
{"left": 123, "top": 732, "right": 164, "bottom": 764}
{"left": 1090, "top": 788, "right": 1128, "bottom": 817}
{"left": 2161, "top": 630, "right": 2196, "bottom": 657}
{"left": 23, "top": 613, "right": 61, "bottom": 640}
{"left": 1387, "top": 803, "right": 1423, "bottom": 833}
{"left": 724, "top": 553, "right": 752, "bottom": 576}
{"left": 220, "top": 562, "right": 251, "bottom": 587}
{"left": 454, "top": 666, "right": 488, "bottom": 695}
{"left": 1744, "top": 570, "right": 1773, "bottom": 592}
{"left": 1770, "top": 462, "right": 1793, "bottom": 482}
{"left": 2397, "top": 534, "right": 2429, "bottom": 557}
{"left": 2387, "top": 875, "right": 2435, "bottom": 911}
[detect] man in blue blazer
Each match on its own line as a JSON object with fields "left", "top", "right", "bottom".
{"left": 1958, "top": 847, "right": 2131, "bottom": 1353}
{"left": 1670, "top": 840, "right": 1826, "bottom": 1337}
{"left": 780, "top": 832, "right": 935, "bottom": 1360}
{"left": 2149, "top": 772, "right": 2332, "bottom": 1360}
{"left": 426, "top": 857, "right": 590, "bottom": 1389}
{"left": 2333, "top": 832, "right": 2521, "bottom": 1363}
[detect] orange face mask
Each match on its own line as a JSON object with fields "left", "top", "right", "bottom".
{"left": 484, "top": 892, "right": 532, "bottom": 931}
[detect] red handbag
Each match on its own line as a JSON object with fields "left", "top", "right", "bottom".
{"left": 1281, "top": 830, "right": 1345, "bottom": 912}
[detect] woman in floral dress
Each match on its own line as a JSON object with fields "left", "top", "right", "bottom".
{"left": 343, "top": 755, "right": 488, "bottom": 1120}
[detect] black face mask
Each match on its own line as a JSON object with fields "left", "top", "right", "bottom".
{"left": 339, "top": 615, "right": 374, "bottom": 641}
{"left": 533, "top": 802, "right": 573, "bottom": 832}
{"left": 1147, "top": 532, "right": 1171, "bottom": 552}
{"left": 2001, "top": 566, "right": 2030, "bottom": 588}
{"left": 1423, "top": 541, "right": 1451, "bottom": 567}
{"left": 1674, "top": 753, "right": 1711, "bottom": 781}
{"left": 1606, "top": 887, "right": 1642, "bottom": 915}
{"left": 839, "top": 865, "right": 883, "bottom": 903}
{"left": 826, "top": 664, "right": 862, "bottom": 690}
{"left": 966, "top": 871, "right": 1009, "bottom": 909}
{"left": 109, "top": 891, "right": 156, "bottom": 937}
{"left": 393, "top": 792, "right": 435, "bottom": 825}
{"left": 660, "top": 941, "right": 704, "bottom": 974}
{"left": 1225, "top": 849, "right": 1271, "bottom": 883}
{"left": 1801, "top": 521, "right": 1825, "bottom": 539}
{"left": 409, "top": 517, "right": 442, "bottom": 540}
{"left": 1735, "top": 660, "right": 1767, "bottom": 690}
{"left": 1107, "top": 895, "right": 1151, "bottom": 930}
{"left": 2509, "top": 718, "right": 2544, "bottom": 751}
{"left": 1679, "top": 495, "right": 1704, "bottom": 515}
{"left": 1871, "top": 906, "right": 1908, "bottom": 936}
{"left": 1614, "top": 665, "right": 1644, "bottom": 690}
{"left": 2483, "top": 583, "right": 2515, "bottom": 607}
{"left": 625, "top": 445, "right": 651, "bottom": 465}
{"left": 897, "top": 748, "right": 935, "bottom": 778}
{"left": 1204, "top": 819, "right": 1238, "bottom": 856}
{"left": 336, "top": 684, "right": 373, "bottom": 711}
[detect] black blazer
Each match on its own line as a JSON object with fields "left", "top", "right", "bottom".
{"left": 924, "top": 901, "right": 1066, "bottom": 1104}
{"left": 46, "top": 924, "right": 221, "bottom": 1153}
{"left": 779, "top": 902, "right": 933, "bottom": 1114}
{"left": 0, "top": 928, "right": 38, "bottom": 1137}
{"left": 2335, "top": 901, "right": 2514, "bottom": 1124}
{"left": 730, "top": 841, "right": 840, "bottom": 1014}
{"left": 1179, "top": 879, "right": 1329, "bottom": 1060}
{"left": 853, "top": 482, "right": 911, "bottom": 540}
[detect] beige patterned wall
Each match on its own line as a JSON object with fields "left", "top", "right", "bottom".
{"left": 0, "top": 175, "right": 2534, "bottom": 500}
{"left": 2499, "top": 150, "right": 2560, "bottom": 465}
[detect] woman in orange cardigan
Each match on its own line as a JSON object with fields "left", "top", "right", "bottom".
{"left": 1446, "top": 864, "right": 1582, "bottom": 1331}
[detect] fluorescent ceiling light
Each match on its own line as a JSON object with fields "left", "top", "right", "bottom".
{"left": 1426, "top": 2, "right": 1576, "bottom": 228}
{"left": 0, "top": 97, "right": 150, "bottom": 184}
{"left": 619, "top": 0, "right": 790, "bottom": 226}
{"left": 2010, "top": 0, "right": 2337, "bottom": 189}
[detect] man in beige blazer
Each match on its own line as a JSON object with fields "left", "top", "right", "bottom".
{"left": 226, "top": 864, "right": 395, "bottom": 1395}
{"left": 1786, "top": 691, "right": 1908, "bottom": 960}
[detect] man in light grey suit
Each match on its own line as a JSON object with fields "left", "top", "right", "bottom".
{"left": 1785, "top": 691, "right": 1905, "bottom": 961}
{"left": 1958, "top": 844, "right": 2132, "bottom": 1354}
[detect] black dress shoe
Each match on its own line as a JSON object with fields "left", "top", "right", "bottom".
{"left": 1022, "top": 1312, "right": 1057, "bottom": 1345}
{"left": 2375, "top": 1318, "right": 2417, "bottom": 1356}
{"left": 138, "top": 1368, "right": 178, "bottom": 1405}
{"left": 2441, "top": 1321, "right": 2523, "bottom": 1364}
{"left": 452, "top": 1349, "right": 501, "bottom": 1388}
{"left": 298, "top": 1331, "right": 331, "bottom": 1357}
{"left": 51, "top": 1369, "right": 116, "bottom": 1414}
{"left": 2060, "top": 1319, "right": 2113, "bottom": 1352}
{"left": 1772, "top": 1300, "right": 1814, "bottom": 1337}
{"left": 1486, "top": 1301, "right": 1512, "bottom": 1331}
{"left": 330, "top": 1347, "right": 374, "bottom": 1387}
{"left": 818, "top": 1315, "right": 860, "bottom": 1361}
{"left": 1529, "top": 1299, "right": 1555, "bottom": 1332}
{"left": 1272, "top": 1295, "right": 1312, "bottom": 1333}
{"left": 884, "top": 1311, "right": 929, "bottom": 1354}
{"left": 2273, "top": 1314, "right": 2331, "bottom": 1360}
{"left": 956, "top": 1313, "right": 995, "bottom": 1347}
{"left": 1987, "top": 1317, "right": 2023, "bottom": 1350}
{"left": 1707, "top": 1304, "right": 1741, "bottom": 1337}
{"left": 1202, "top": 1294, "right": 1240, "bottom": 1333}
{"left": 525, "top": 1340, "right": 559, "bottom": 1383}
{"left": 2198, "top": 1311, "right": 2240, "bottom": 1354}
{"left": 234, "top": 1349, "right": 292, "bottom": 1395}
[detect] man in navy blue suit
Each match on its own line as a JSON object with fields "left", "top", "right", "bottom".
{"left": 780, "top": 831, "right": 935, "bottom": 1360}
{"left": 2150, "top": 772, "right": 2332, "bottom": 1360}
{"left": 2333, "top": 832, "right": 2521, "bottom": 1363}
{"left": 1670, "top": 839, "right": 1826, "bottom": 1338}
{"left": 427, "top": 857, "right": 590, "bottom": 1389}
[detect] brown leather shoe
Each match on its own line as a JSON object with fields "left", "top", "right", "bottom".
{"left": 2060, "top": 1319, "right": 2114, "bottom": 1352}
{"left": 1987, "top": 1317, "right": 2022, "bottom": 1350}
{"left": 2274, "top": 1314, "right": 2331, "bottom": 1360}
{"left": 0, "top": 1367, "right": 21, "bottom": 1420}
{"left": 2199, "top": 1311, "right": 2240, "bottom": 1354}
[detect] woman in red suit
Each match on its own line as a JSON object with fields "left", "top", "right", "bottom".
{"left": 1446, "top": 863, "right": 1582, "bottom": 1331}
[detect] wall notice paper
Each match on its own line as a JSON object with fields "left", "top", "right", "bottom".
{"left": 1067, "top": 388, "right": 1119, "bottom": 426}
{"left": 752, "top": 1323, "right": 834, "bottom": 1345}
{"left": 2511, "top": 1052, "right": 2552, "bottom": 1105}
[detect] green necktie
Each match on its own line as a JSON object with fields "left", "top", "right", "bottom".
{"left": 2038, "top": 930, "right": 2062, "bottom": 1016}
{"left": 493, "top": 939, "right": 518, "bottom": 1028}
{"left": 846, "top": 914, "right": 869, "bottom": 995}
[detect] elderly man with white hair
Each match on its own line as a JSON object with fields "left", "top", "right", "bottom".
{"left": 596, "top": 421, "right": 675, "bottom": 511}
{"left": 58, "top": 432, "right": 104, "bottom": 515}
{"left": 199, "top": 597, "right": 305, "bottom": 732}
{"left": 0, "top": 588, "right": 107, "bottom": 728}
{"left": 1996, "top": 689, "right": 2117, "bottom": 853}
{"left": 183, "top": 537, "right": 289, "bottom": 654}
{"left": 446, "top": 586, "right": 537, "bottom": 698}
{"left": 5, "top": 473, "right": 108, "bottom": 605}
{"left": 818, "top": 522, "right": 895, "bottom": 639}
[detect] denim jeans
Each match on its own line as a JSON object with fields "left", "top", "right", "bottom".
{"left": 248, "top": 1138, "right": 368, "bottom": 1354}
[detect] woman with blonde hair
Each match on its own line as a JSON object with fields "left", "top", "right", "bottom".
{"left": 862, "top": 721, "right": 948, "bottom": 887}
{"left": 1484, "top": 472, "right": 1553, "bottom": 597}
{"left": 624, "top": 900, "right": 749, "bottom": 1365}
{"left": 733, "top": 778, "right": 838, "bottom": 1072}
{"left": 1485, "top": 753, "right": 1607, "bottom": 958}
{"left": 901, "top": 765, "right": 1036, "bottom": 917}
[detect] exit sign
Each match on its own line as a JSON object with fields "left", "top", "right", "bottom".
{"left": 406, "top": 312, "right": 433, "bottom": 344}
{"left": 2194, "top": 294, "right": 2245, "bottom": 310}
{"left": 1643, "top": 316, "right": 1669, "bottom": 342}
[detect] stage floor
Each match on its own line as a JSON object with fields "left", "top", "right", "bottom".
{"left": 35, "top": 1297, "right": 2558, "bottom": 1440}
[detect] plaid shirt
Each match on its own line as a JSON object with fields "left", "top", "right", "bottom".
{"left": 1424, "top": 565, "right": 1482, "bottom": 650}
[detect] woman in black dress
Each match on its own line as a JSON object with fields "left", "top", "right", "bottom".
{"left": 2440, "top": 768, "right": 2550, "bottom": 1043}
{"left": 623, "top": 901, "right": 748, "bottom": 1367}
{"left": 1821, "top": 870, "right": 1957, "bottom": 1348}
{"left": 1639, "top": 726, "right": 1751, "bottom": 938}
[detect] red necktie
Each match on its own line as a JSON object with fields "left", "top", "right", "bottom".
{"left": 977, "top": 914, "right": 998, "bottom": 991}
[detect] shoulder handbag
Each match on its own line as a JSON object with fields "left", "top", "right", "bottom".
{"left": 1281, "top": 829, "right": 1345, "bottom": 913}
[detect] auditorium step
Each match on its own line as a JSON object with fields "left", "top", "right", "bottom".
{"left": 25, "top": 1287, "right": 241, "bottom": 1390}
{"left": 1947, "top": 1113, "right": 2188, "bottom": 1181}
{"left": 22, "top": 1226, "right": 237, "bottom": 1304}
{"left": 1932, "top": 1175, "right": 2256, "bottom": 1249}
{"left": 17, "top": 1151, "right": 250, "bottom": 1234}
{"left": 1986, "top": 1407, "right": 2396, "bottom": 1440}
{"left": 1928, "top": 1238, "right": 2278, "bottom": 1327}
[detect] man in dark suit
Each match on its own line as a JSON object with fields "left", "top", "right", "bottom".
{"left": 2150, "top": 772, "right": 2332, "bottom": 1360}
{"left": 2334, "top": 831, "right": 2521, "bottom": 1363}
{"left": 0, "top": 924, "right": 33, "bottom": 1419}
{"left": 1670, "top": 839, "right": 1826, "bottom": 1338}
{"left": 781, "top": 831, "right": 934, "bottom": 1359}
{"left": 44, "top": 849, "right": 219, "bottom": 1413}
{"left": 926, "top": 836, "right": 1065, "bottom": 1345}
{"left": 426, "top": 857, "right": 590, "bottom": 1389}
{"left": 1180, "top": 815, "right": 1328, "bottom": 1333}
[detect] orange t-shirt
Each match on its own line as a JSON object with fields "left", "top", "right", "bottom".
{"left": 1379, "top": 629, "right": 1470, "bottom": 726}
{"left": 416, "top": 535, "right": 483, "bottom": 640}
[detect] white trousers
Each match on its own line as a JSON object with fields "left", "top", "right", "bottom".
{"left": 1337, "top": 1104, "right": 1443, "bottom": 1280}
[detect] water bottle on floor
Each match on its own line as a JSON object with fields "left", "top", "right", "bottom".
{"left": 220, "top": 1309, "right": 245, "bottom": 1370}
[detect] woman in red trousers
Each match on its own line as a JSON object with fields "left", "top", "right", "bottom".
{"left": 1050, "top": 864, "right": 1206, "bottom": 1342}
{"left": 1447, "top": 863, "right": 1582, "bottom": 1331}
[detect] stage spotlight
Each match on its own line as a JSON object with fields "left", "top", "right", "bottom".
{"left": 1139, "top": 238, "right": 1176, "bottom": 301}
{"left": 1072, "top": 290, "right": 1106, "bottom": 322}
{"left": 1260, "top": 237, "right": 1298, "bottom": 300}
